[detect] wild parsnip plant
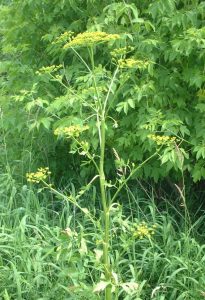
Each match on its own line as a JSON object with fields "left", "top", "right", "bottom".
{"left": 25, "top": 31, "right": 164, "bottom": 299}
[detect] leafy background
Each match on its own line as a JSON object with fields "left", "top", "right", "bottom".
{"left": 1, "top": 0, "right": 205, "bottom": 185}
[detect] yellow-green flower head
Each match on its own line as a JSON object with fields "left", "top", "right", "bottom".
{"left": 63, "top": 31, "right": 120, "bottom": 49}
{"left": 36, "top": 64, "right": 63, "bottom": 75}
{"left": 52, "top": 31, "right": 74, "bottom": 44}
{"left": 26, "top": 167, "right": 51, "bottom": 183}
{"left": 111, "top": 46, "right": 134, "bottom": 57}
{"left": 147, "top": 134, "right": 176, "bottom": 145}
{"left": 118, "top": 58, "right": 150, "bottom": 69}
{"left": 133, "top": 222, "right": 157, "bottom": 239}
{"left": 54, "top": 124, "right": 89, "bottom": 138}
{"left": 111, "top": 47, "right": 127, "bottom": 57}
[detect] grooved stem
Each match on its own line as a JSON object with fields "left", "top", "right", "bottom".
{"left": 99, "top": 118, "right": 112, "bottom": 300}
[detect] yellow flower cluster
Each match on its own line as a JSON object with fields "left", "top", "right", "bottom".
{"left": 52, "top": 31, "right": 74, "bottom": 44}
{"left": 118, "top": 58, "right": 150, "bottom": 69}
{"left": 63, "top": 31, "right": 120, "bottom": 49}
{"left": 80, "top": 141, "right": 89, "bottom": 150}
{"left": 148, "top": 134, "right": 176, "bottom": 145}
{"left": 54, "top": 74, "right": 63, "bottom": 81}
{"left": 36, "top": 65, "right": 62, "bottom": 75}
{"left": 54, "top": 125, "right": 89, "bottom": 138}
{"left": 133, "top": 222, "right": 157, "bottom": 239}
{"left": 26, "top": 167, "right": 51, "bottom": 183}
{"left": 111, "top": 46, "right": 134, "bottom": 57}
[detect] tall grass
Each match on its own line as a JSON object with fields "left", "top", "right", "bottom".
{"left": 0, "top": 173, "right": 205, "bottom": 300}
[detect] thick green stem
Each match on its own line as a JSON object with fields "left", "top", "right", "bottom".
{"left": 89, "top": 45, "right": 112, "bottom": 299}
{"left": 89, "top": 46, "right": 102, "bottom": 145}
{"left": 99, "top": 118, "right": 112, "bottom": 300}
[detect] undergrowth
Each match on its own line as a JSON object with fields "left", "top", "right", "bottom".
{"left": 0, "top": 173, "right": 205, "bottom": 300}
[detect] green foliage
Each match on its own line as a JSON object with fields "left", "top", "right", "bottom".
{"left": 1, "top": 0, "right": 205, "bottom": 182}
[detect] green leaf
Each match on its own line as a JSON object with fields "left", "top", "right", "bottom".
{"left": 39, "top": 117, "right": 53, "bottom": 130}
{"left": 128, "top": 98, "right": 135, "bottom": 109}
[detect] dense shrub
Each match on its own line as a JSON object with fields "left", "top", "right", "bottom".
{"left": 0, "top": 0, "right": 205, "bottom": 181}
